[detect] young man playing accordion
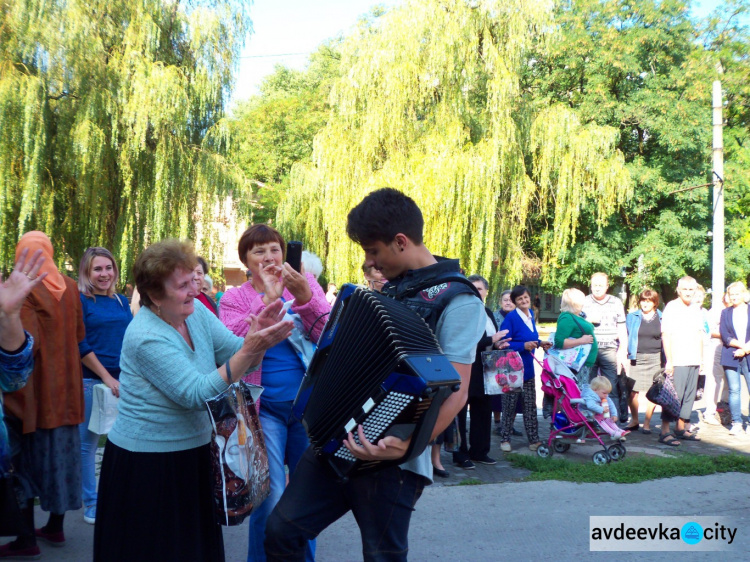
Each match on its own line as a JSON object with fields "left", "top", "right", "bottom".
{"left": 265, "top": 188, "right": 486, "bottom": 561}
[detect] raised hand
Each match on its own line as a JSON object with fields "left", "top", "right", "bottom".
{"left": 0, "top": 249, "right": 47, "bottom": 318}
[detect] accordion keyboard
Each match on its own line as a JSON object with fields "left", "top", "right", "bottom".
{"left": 333, "top": 392, "right": 415, "bottom": 462}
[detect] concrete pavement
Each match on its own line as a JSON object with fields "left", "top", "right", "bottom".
{"left": 15, "top": 472, "right": 750, "bottom": 561}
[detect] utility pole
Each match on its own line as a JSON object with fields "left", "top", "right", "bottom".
{"left": 712, "top": 80, "right": 725, "bottom": 302}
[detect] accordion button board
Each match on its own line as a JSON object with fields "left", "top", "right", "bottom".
{"left": 293, "top": 284, "right": 462, "bottom": 481}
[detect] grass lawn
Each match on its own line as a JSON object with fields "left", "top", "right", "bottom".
{"left": 505, "top": 451, "right": 750, "bottom": 484}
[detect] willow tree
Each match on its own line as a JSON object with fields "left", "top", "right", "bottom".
{"left": 0, "top": 0, "right": 251, "bottom": 278}
{"left": 276, "top": 0, "right": 631, "bottom": 289}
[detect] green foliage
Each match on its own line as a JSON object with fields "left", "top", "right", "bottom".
{"left": 228, "top": 42, "right": 342, "bottom": 225}
{"left": 276, "top": 0, "right": 631, "bottom": 288}
{"left": 507, "top": 451, "right": 750, "bottom": 483}
{"left": 526, "top": 0, "right": 750, "bottom": 294}
{"left": 0, "top": 0, "right": 251, "bottom": 280}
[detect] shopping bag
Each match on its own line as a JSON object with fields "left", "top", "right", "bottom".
{"left": 546, "top": 332, "right": 591, "bottom": 372}
{"left": 481, "top": 350, "right": 524, "bottom": 395}
{"left": 88, "top": 383, "right": 119, "bottom": 434}
{"left": 206, "top": 381, "right": 270, "bottom": 526}
{"left": 645, "top": 373, "right": 681, "bottom": 418}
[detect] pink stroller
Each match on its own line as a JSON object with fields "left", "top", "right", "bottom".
{"left": 537, "top": 355, "right": 626, "bottom": 465}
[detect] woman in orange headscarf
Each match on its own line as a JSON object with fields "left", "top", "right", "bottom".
{"left": 0, "top": 232, "right": 85, "bottom": 558}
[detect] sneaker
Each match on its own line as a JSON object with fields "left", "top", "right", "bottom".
{"left": 500, "top": 442, "right": 511, "bottom": 452}
{"left": 35, "top": 528, "right": 65, "bottom": 547}
{"left": 455, "top": 459, "right": 475, "bottom": 469}
{"left": 471, "top": 454, "right": 496, "bottom": 465}
{"left": 84, "top": 504, "right": 96, "bottom": 525}
{"left": 729, "top": 423, "right": 744, "bottom": 436}
{"left": 0, "top": 543, "right": 41, "bottom": 560}
{"left": 528, "top": 442, "right": 542, "bottom": 452}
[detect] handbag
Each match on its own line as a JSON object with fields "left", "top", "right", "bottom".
{"left": 205, "top": 381, "right": 270, "bottom": 526}
{"left": 645, "top": 372, "right": 681, "bottom": 418}
{"left": 88, "top": 383, "right": 119, "bottom": 434}
{"left": 481, "top": 350, "right": 524, "bottom": 395}
{"left": 0, "top": 471, "right": 22, "bottom": 537}
{"left": 547, "top": 314, "right": 592, "bottom": 372}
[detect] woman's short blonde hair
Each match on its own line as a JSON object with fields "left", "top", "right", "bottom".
{"left": 589, "top": 376, "right": 612, "bottom": 393}
{"left": 560, "top": 288, "right": 586, "bottom": 314}
{"left": 727, "top": 281, "right": 748, "bottom": 295}
{"left": 78, "top": 247, "right": 119, "bottom": 298}
{"left": 134, "top": 239, "right": 197, "bottom": 308}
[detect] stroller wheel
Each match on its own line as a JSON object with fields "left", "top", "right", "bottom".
{"left": 552, "top": 441, "right": 571, "bottom": 453}
{"left": 607, "top": 443, "right": 626, "bottom": 461}
{"left": 592, "top": 450, "right": 610, "bottom": 465}
{"left": 536, "top": 444, "right": 552, "bottom": 458}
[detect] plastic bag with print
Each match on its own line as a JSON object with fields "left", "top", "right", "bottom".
{"left": 481, "top": 350, "right": 524, "bottom": 395}
{"left": 206, "top": 381, "right": 270, "bottom": 526}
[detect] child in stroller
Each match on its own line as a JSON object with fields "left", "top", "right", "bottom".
{"left": 539, "top": 355, "right": 626, "bottom": 464}
{"left": 580, "top": 376, "right": 630, "bottom": 441}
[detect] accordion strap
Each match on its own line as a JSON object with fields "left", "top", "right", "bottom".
{"left": 386, "top": 273, "right": 480, "bottom": 301}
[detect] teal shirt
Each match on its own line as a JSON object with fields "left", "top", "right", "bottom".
{"left": 554, "top": 312, "right": 598, "bottom": 367}
{"left": 109, "top": 301, "right": 246, "bottom": 453}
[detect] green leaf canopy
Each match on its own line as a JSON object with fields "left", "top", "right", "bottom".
{"left": 276, "top": 0, "right": 632, "bottom": 289}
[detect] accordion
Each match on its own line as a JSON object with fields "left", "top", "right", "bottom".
{"left": 293, "top": 284, "right": 461, "bottom": 480}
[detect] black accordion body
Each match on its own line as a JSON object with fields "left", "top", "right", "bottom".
{"left": 293, "top": 284, "right": 461, "bottom": 481}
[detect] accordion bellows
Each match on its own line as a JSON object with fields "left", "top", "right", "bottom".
{"left": 294, "top": 284, "right": 461, "bottom": 480}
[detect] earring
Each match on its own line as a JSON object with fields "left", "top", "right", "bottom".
{"left": 400, "top": 246, "right": 404, "bottom": 252}
{"left": 156, "top": 304, "right": 162, "bottom": 317}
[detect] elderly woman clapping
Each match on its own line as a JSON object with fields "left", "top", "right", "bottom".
{"left": 93, "top": 240, "right": 293, "bottom": 562}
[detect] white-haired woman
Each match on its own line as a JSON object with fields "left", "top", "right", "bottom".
{"left": 553, "top": 288, "right": 598, "bottom": 384}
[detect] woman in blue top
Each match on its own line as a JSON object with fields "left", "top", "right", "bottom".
{"left": 499, "top": 285, "right": 551, "bottom": 452}
{"left": 77, "top": 247, "right": 133, "bottom": 526}
{"left": 93, "top": 240, "right": 293, "bottom": 562}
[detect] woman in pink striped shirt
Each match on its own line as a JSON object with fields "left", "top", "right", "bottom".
{"left": 219, "top": 224, "right": 329, "bottom": 562}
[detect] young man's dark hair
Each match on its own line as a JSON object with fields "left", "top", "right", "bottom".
{"left": 346, "top": 187, "right": 424, "bottom": 245}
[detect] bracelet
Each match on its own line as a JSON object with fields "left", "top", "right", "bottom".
{"left": 225, "top": 360, "right": 233, "bottom": 382}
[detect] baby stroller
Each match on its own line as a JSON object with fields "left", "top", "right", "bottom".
{"left": 537, "top": 355, "right": 626, "bottom": 465}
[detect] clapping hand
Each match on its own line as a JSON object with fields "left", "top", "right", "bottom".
{"left": 257, "top": 263, "right": 312, "bottom": 306}
{"left": 0, "top": 249, "right": 47, "bottom": 318}
{"left": 492, "top": 329, "right": 511, "bottom": 350}
{"left": 242, "top": 299, "right": 294, "bottom": 358}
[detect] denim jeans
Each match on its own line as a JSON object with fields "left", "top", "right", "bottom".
{"left": 724, "top": 361, "right": 750, "bottom": 424}
{"left": 248, "top": 400, "right": 314, "bottom": 562}
{"left": 79, "top": 378, "right": 101, "bottom": 507}
{"left": 265, "top": 447, "right": 426, "bottom": 562}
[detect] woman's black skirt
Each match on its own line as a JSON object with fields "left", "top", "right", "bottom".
{"left": 93, "top": 440, "right": 224, "bottom": 562}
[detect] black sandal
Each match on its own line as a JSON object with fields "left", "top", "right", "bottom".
{"left": 658, "top": 433, "right": 681, "bottom": 446}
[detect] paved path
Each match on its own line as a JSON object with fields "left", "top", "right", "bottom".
{"left": 17, "top": 472, "right": 750, "bottom": 561}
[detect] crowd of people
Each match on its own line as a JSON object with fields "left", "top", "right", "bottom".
{"left": 0, "top": 192, "right": 748, "bottom": 560}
